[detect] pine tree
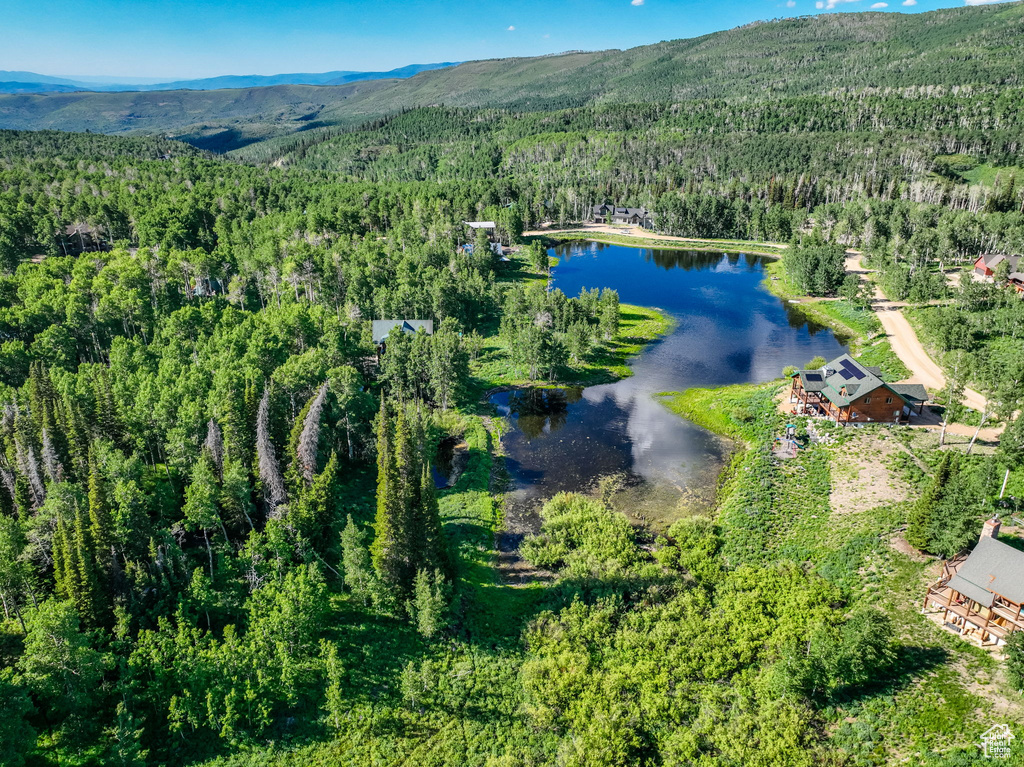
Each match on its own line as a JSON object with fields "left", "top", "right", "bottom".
{"left": 52, "top": 515, "right": 70, "bottom": 602}
{"left": 340, "top": 514, "right": 374, "bottom": 603}
{"left": 906, "top": 452, "right": 955, "bottom": 551}
{"left": 61, "top": 397, "right": 90, "bottom": 481}
{"left": 93, "top": 368, "right": 120, "bottom": 444}
{"left": 371, "top": 400, "right": 411, "bottom": 591}
{"left": 256, "top": 386, "right": 286, "bottom": 512}
{"left": 418, "top": 465, "right": 451, "bottom": 579}
{"left": 410, "top": 569, "right": 448, "bottom": 639}
{"left": 13, "top": 476, "right": 32, "bottom": 519}
{"left": 296, "top": 383, "right": 328, "bottom": 485}
{"left": 88, "top": 456, "right": 113, "bottom": 573}
{"left": 292, "top": 452, "right": 338, "bottom": 554}
{"left": 371, "top": 402, "right": 450, "bottom": 598}
{"left": 203, "top": 419, "right": 224, "bottom": 481}
{"left": 70, "top": 508, "right": 103, "bottom": 625}
{"left": 321, "top": 640, "right": 346, "bottom": 732}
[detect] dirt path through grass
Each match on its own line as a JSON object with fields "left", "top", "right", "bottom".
{"left": 844, "top": 251, "right": 991, "bottom": 417}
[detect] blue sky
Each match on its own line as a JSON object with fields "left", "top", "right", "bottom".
{"left": 2, "top": 0, "right": 1010, "bottom": 79}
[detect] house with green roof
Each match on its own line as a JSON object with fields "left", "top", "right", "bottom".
{"left": 789, "top": 353, "right": 927, "bottom": 425}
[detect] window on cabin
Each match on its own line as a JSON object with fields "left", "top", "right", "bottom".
{"left": 885, "top": 397, "right": 893, "bottom": 404}
{"left": 864, "top": 396, "right": 871, "bottom": 404}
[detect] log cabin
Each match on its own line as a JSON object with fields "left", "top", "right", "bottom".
{"left": 924, "top": 518, "right": 1024, "bottom": 647}
{"left": 789, "top": 354, "right": 927, "bottom": 425}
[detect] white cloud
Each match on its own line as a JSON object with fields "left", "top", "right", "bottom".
{"left": 631, "top": 0, "right": 645, "bottom": 6}
{"left": 786, "top": 0, "right": 796, "bottom": 6}
{"left": 543, "top": 33, "right": 550, "bottom": 38}
{"left": 902, "top": 0, "right": 917, "bottom": 4}
{"left": 817, "top": 0, "right": 868, "bottom": 8}
{"left": 871, "top": 2, "right": 888, "bottom": 6}
{"left": 507, "top": 25, "right": 516, "bottom": 31}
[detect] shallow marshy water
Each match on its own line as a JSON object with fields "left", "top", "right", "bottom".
{"left": 492, "top": 242, "right": 848, "bottom": 531}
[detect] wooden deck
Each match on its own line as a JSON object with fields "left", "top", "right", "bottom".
{"left": 924, "top": 554, "right": 1024, "bottom": 646}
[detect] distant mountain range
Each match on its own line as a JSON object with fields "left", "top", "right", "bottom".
{"left": 0, "top": 63, "right": 459, "bottom": 94}
{"left": 1, "top": 2, "right": 1023, "bottom": 154}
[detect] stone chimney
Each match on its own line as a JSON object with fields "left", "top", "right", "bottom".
{"left": 981, "top": 517, "right": 1001, "bottom": 540}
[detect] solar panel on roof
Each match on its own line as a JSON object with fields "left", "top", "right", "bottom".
{"left": 804, "top": 372, "right": 822, "bottom": 382}
{"left": 839, "top": 359, "right": 865, "bottom": 380}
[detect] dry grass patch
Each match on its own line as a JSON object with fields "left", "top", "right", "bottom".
{"left": 828, "top": 432, "right": 912, "bottom": 515}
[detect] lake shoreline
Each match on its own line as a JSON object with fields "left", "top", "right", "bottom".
{"left": 489, "top": 240, "right": 848, "bottom": 539}
{"left": 472, "top": 302, "right": 674, "bottom": 401}
{"left": 527, "top": 229, "right": 786, "bottom": 257}
{"left": 533, "top": 231, "right": 908, "bottom": 381}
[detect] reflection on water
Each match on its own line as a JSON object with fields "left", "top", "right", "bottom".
{"left": 502, "top": 387, "right": 580, "bottom": 439}
{"left": 493, "top": 242, "right": 849, "bottom": 529}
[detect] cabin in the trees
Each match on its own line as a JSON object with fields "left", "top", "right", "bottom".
{"left": 924, "top": 518, "right": 1024, "bottom": 646}
{"left": 592, "top": 204, "right": 653, "bottom": 227}
{"left": 372, "top": 319, "right": 433, "bottom": 345}
{"left": 60, "top": 223, "right": 109, "bottom": 256}
{"left": 371, "top": 319, "right": 433, "bottom": 360}
{"left": 973, "top": 253, "right": 1024, "bottom": 294}
{"left": 789, "top": 354, "right": 927, "bottom": 425}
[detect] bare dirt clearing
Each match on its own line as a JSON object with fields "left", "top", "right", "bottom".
{"left": 828, "top": 433, "right": 912, "bottom": 515}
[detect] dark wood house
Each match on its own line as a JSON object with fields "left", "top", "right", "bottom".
{"left": 592, "top": 204, "right": 653, "bottom": 227}
{"left": 924, "top": 518, "right": 1024, "bottom": 646}
{"left": 789, "top": 354, "right": 927, "bottom": 425}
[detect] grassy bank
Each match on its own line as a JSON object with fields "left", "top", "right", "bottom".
{"left": 528, "top": 230, "right": 786, "bottom": 257}
{"left": 659, "top": 382, "right": 772, "bottom": 444}
{"left": 469, "top": 302, "right": 672, "bottom": 398}
{"left": 764, "top": 260, "right": 911, "bottom": 380}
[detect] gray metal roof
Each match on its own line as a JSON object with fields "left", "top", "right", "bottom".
{"left": 594, "top": 204, "right": 650, "bottom": 217}
{"left": 978, "top": 253, "right": 1022, "bottom": 271}
{"left": 795, "top": 354, "right": 886, "bottom": 406}
{"left": 371, "top": 319, "right": 433, "bottom": 344}
{"left": 795, "top": 354, "right": 928, "bottom": 409}
{"left": 889, "top": 383, "right": 928, "bottom": 403}
{"left": 948, "top": 536, "right": 1024, "bottom": 607}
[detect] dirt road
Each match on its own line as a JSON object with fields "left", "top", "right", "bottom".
{"left": 523, "top": 223, "right": 787, "bottom": 254}
{"left": 845, "top": 252, "right": 989, "bottom": 414}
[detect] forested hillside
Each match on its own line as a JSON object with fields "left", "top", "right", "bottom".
{"left": 1, "top": 107, "right": 1023, "bottom": 766}
{"left": 0, "top": 80, "right": 397, "bottom": 152}
{"left": 1, "top": 3, "right": 1023, "bottom": 150}
{"left": 3, "top": 5, "right": 1024, "bottom": 764}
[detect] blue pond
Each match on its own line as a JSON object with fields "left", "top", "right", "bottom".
{"left": 490, "top": 241, "right": 849, "bottom": 529}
